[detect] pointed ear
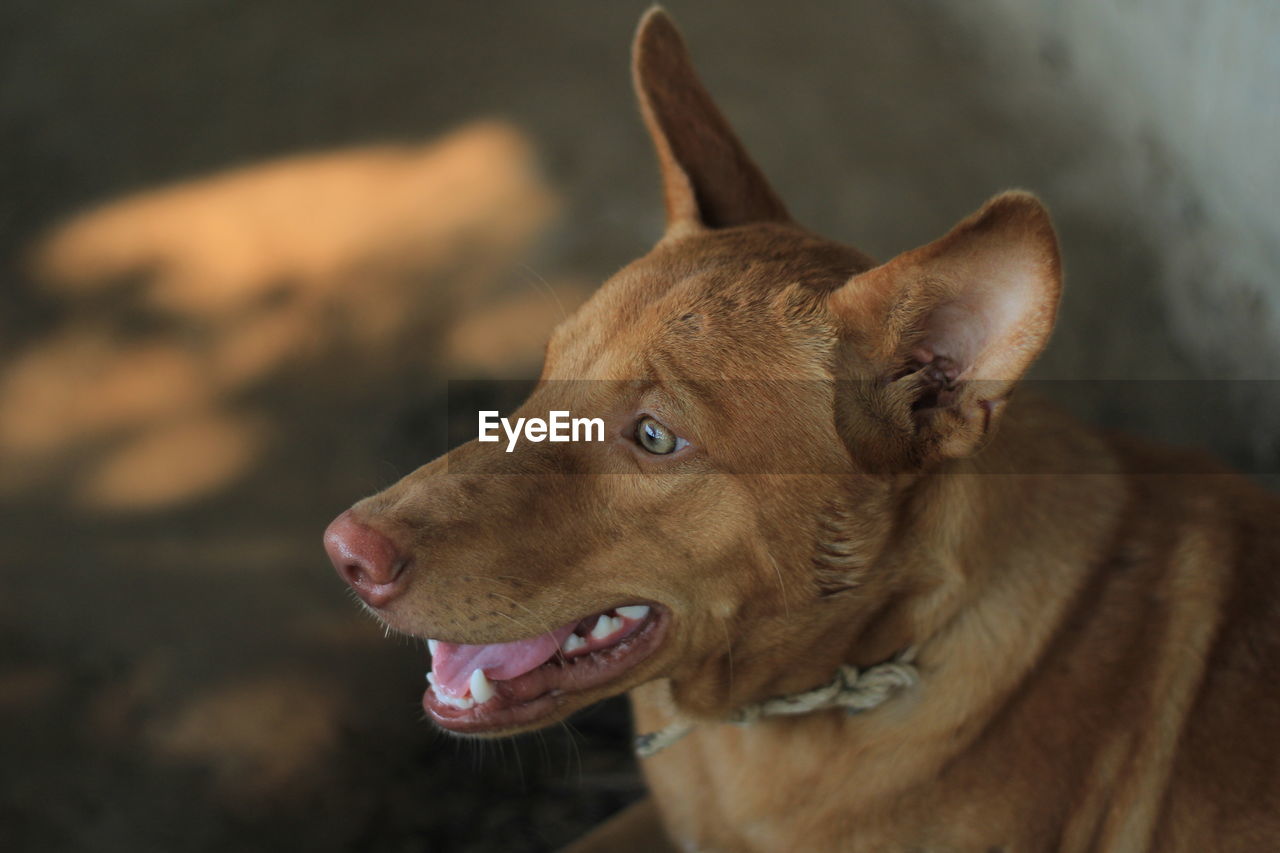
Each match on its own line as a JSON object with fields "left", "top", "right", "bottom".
{"left": 829, "top": 191, "right": 1062, "bottom": 467}
{"left": 632, "top": 8, "right": 790, "bottom": 231}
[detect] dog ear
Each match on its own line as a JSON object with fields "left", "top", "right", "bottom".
{"left": 829, "top": 192, "right": 1061, "bottom": 468}
{"left": 632, "top": 8, "right": 790, "bottom": 231}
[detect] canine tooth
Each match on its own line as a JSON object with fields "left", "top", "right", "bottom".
{"left": 616, "top": 605, "right": 650, "bottom": 621}
{"left": 470, "top": 668, "right": 495, "bottom": 704}
{"left": 428, "top": 639, "right": 439, "bottom": 656}
{"left": 563, "top": 633, "right": 586, "bottom": 653}
{"left": 591, "top": 614, "right": 622, "bottom": 639}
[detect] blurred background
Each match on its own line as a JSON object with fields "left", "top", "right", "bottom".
{"left": 2, "top": 1, "right": 1277, "bottom": 850}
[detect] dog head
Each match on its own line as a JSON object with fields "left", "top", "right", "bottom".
{"left": 324, "top": 9, "right": 1061, "bottom": 736}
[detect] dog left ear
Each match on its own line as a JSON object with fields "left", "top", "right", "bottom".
{"left": 829, "top": 191, "right": 1062, "bottom": 467}
{"left": 631, "top": 8, "right": 790, "bottom": 231}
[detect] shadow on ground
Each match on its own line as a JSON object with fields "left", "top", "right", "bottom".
{"left": 0, "top": 118, "right": 622, "bottom": 852}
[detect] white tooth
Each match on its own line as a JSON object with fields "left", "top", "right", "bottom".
{"left": 428, "top": 639, "right": 439, "bottom": 656}
{"left": 430, "top": 679, "right": 475, "bottom": 709}
{"left": 426, "top": 672, "right": 436, "bottom": 685}
{"left": 616, "top": 605, "right": 650, "bottom": 621}
{"left": 591, "top": 612, "right": 622, "bottom": 637}
{"left": 563, "top": 633, "right": 586, "bottom": 653}
{"left": 470, "top": 668, "right": 495, "bottom": 704}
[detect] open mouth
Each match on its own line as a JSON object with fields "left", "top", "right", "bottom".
{"left": 423, "top": 603, "right": 668, "bottom": 734}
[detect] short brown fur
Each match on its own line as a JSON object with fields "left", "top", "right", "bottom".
{"left": 333, "top": 9, "right": 1280, "bottom": 851}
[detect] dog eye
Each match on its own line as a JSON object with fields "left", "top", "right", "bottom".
{"left": 635, "top": 416, "right": 686, "bottom": 455}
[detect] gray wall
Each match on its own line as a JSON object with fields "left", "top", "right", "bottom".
{"left": 981, "top": 0, "right": 1280, "bottom": 464}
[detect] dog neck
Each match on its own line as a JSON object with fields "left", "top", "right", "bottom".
{"left": 820, "top": 396, "right": 1130, "bottom": 793}
{"left": 636, "top": 648, "right": 920, "bottom": 757}
{"left": 634, "top": 398, "right": 1128, "bottom": 772}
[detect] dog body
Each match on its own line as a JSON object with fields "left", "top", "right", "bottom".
{"left": 623, "top": 418, "right": 1280, "bottom": 852}
{"left": 325, "top": 10, "right": 1280, "bottom": 851}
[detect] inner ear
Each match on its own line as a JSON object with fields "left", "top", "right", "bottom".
{"left": 831, "top": 192, "right": 1062, "bottom": 462}
{"left": 893, "top": 302, "right": 1018, "bottom": 432}
{"left": 631, "top": 9, "right": 790, "bottom": 230}
{"left": 897, "top": 273, "right": 1039, "bottom": 402}
{"left": 915, "top": 305, "right": 990, "bottom": 382}
{"left": 904, "top": 345, "right": 965, "bottom": 412}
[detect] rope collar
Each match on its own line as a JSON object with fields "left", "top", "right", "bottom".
{"left": 634, "top": 649, "right": 919, "bottom": 758}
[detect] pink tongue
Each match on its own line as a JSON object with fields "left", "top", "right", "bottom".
{"left": 431, "top": 623, "right": 578, "bottom": 697}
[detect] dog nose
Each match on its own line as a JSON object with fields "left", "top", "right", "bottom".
{"left": 324, "top": 510, "right": 408, "bottom": 607}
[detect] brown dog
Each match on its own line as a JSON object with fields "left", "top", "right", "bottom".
{"left": 324, "top": 9, "right": 1280, "bottom": 851}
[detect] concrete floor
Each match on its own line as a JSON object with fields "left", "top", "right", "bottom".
{"left": 1, "top": 1, "right": 1275, "bottom": 851}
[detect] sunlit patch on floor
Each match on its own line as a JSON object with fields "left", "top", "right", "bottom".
{"left": 445, "top": 278, "right": 591, "bottom": 374}
{"left": 0, "top": 666, "right": 66, "bottom": 713}
{"left": 5, "top": 120, "right": 571, "bottom": 511}
{"left": 147, "top": 676, "right": 344, "bottom": 805}
{"left": 30, "top": 121, "right": 559, "bottom": 321}
{"left": 0, "top": 331, "right": 212, "bottom": 457}
{"left": 75, "top": 412, "right": 267, "bottom": 511}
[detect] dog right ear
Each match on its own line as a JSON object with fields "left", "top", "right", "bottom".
{"left": 828, "top": 192, "right": 1062, "bottom": 471}
{"left": 631, "top": 8, "right": 790, "bottom": 232}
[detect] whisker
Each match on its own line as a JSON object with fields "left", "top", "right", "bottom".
{"left": 558, "top": 718, "right": 584, "bottom": 786}
{"left": 518, "top": 263, "right": 568, "bottom": 323}
{"left": 485, "top": 590, "right": 559, "bottom": 639}
{"left": 767, "top": 553, "right": 791, "bottom": 621}
{"left": 534, "top": 728, "right": 552, "bottom": 769}
{"left": 510, "top": 736, "right": 526, "bottom": 792}
{"left": 492, "top": 607, "right": 554, "bottom": 642}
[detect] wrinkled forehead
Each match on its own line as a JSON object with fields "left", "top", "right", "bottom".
{"left": 544, "top": 225, "right": 872, "bottom": 381}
